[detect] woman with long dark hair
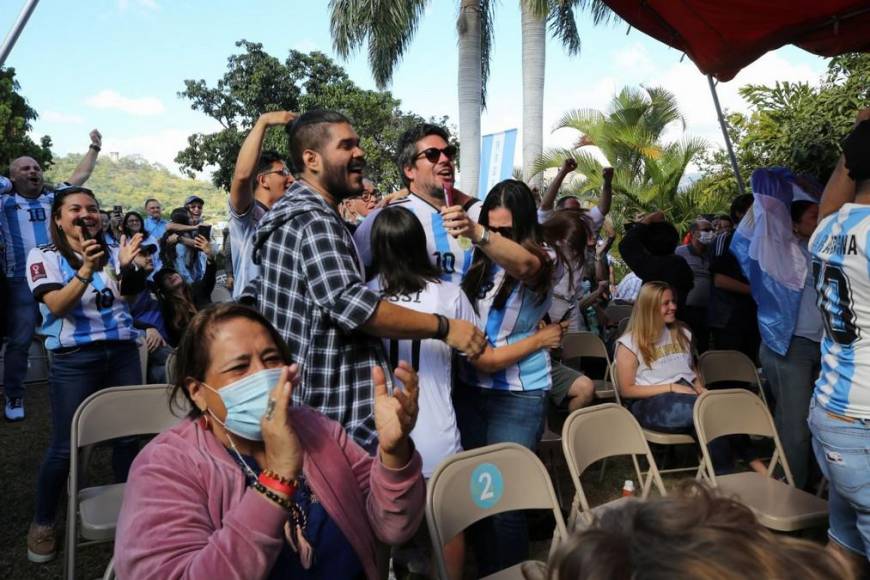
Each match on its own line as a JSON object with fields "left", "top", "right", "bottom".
{"left": 439, "top": 179, "right": 566, "bottom": 575}
{"left": 122, "top": 210, "right": 163, "bottom": 277}
{"left": 161, "top": 207, "right": 205, "bottom": 284}
{"left": 24, "top": 186, "right": 146, "bottom": 563}
{"left": 153, "top": 258, "right": 216, "bottom": 347}
{"left": 367, "top": 206, "right": 567, "bottom": 578}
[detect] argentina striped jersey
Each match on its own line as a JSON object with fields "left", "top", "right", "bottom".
{"left": 809, "top": 203, "right": 870, "bottom": 419}
{"left": 1, "top": 186, "right": 54, "bottom": 277}
{"left": 26, "top": 244, "right": 141, "bottom": 350}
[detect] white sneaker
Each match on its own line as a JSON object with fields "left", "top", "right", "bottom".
{"left": 4, "top": 397, "right": 24, "bottom": 421}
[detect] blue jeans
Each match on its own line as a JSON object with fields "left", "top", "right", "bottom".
{"left": 759, "top": 336, "right": 820, "bottom": 490}
{"left": 34, "top": 341, "right": 142, "bottom": 525}
{"left": 3, "top": 277, "right": 39, "bottom": 399}
{"left": 808, "top": 399, "right": 870, "bottom": 557}
{"left": 453, "top": 385, "right": 547, "bottom": 576}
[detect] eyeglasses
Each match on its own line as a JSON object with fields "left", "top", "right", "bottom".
{"left": 361, "top": 191, "right": 381, "bottom": 202}
{"left": 490, "top": 226, "right": 513, "bottom": 239}
{"left": 258, "top": 167, "right": 291, "bottom": 177}
{"left": 415, "top": 145, "right": 457, "bottom": 164}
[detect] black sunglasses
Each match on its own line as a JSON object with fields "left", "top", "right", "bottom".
{"left": 491, "top": 226, "right": 513, "bottom": 239}
{"left": 415, "top": 145, "right": 457, "bottom": 164}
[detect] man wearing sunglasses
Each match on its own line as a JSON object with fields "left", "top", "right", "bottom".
{"left": 355, "top": 123, "right": 481, "bottom": 285}
{"left": 228, "top": 110, "right": 297, "bottom": 298}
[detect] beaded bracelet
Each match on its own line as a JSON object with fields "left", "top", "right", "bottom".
{"left": 252, "top": 481, "right": 293, "bottom": 511}
{"left": 262, "top": 469, "right": 295, "bottom": 486}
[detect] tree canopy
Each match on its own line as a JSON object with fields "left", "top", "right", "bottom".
{"left": 0, "top": 67, "right": 52, "bottom": 172}
{"left": 697, "top": 53, "right": 870, "bottom": 198}
{"left": 175, "top": 40, "right": 452, "bottom": 193}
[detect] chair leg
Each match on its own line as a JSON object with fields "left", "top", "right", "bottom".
{"left": 597, "top": 457, "right": 609, "bottom": 483}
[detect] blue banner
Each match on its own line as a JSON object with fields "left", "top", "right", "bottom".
{"left": 478, "top": 129, "right": 517, "bottom": 198}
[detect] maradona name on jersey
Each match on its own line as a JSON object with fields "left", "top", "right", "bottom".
{"left": 812, "top": 232, "right": 859, "bottom": 256}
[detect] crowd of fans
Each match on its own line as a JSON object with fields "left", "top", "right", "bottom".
{"left": 0, "top": 107, "right": 867, "bottom": 579}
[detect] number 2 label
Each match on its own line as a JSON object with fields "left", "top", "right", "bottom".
{"left": 470, "top": 463, "right": 504, "bottom": 509}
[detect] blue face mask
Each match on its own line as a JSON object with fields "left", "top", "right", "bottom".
{"left": 203, "top": 367, "right": 283, "bottom": 441}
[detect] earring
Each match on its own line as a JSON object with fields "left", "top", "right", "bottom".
{"left": 199, "top": 412, "right": 211, "bottom": 430}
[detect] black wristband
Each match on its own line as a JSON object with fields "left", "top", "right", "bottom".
{"left": 89, "top": 144, "right": 101, "bottom": 152}
{"left": 434, "top": 314, "right": 449, "bottom": 341}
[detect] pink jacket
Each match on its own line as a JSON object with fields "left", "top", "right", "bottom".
{"left": 114, "top": 407, "right": 425, "bottom": 580}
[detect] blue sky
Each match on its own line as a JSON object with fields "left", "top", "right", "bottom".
{"left": 3, "top": 0, "right": 829, "bottom": 178}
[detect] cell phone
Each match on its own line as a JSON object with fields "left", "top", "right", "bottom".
{"left": 73, "top": 217, "right": 91, "bottom": 241}
{"left": 197, "top": 224, "right": 212, "bottom": 239}
{"left": 559, "top": 306, "right": 576, "bottom": 323}
{"left": 113, "top": 205, "right": 123, "bottom": 218}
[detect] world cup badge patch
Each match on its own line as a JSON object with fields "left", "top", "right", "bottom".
{"left": 30, "top": 262, "right": 47, "bottom": 282}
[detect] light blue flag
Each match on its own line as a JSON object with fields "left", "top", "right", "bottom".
{"left": 479, "top": 129, "right": 517, "bottom": 197}
{"left": 730, "top": 167, "right": 813, "bottom": 355}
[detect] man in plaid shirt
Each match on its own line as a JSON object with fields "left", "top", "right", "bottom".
{"left": 248, "top": 110, "right": 486, "bottom": 451}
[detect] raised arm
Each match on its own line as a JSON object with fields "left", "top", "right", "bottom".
{"left": 67, "top": 130, "right": 102, "bottom": 186}
{"left": 230, "top": 111, "right": 296, "bottom": 214}
{"left": 441, "top": 207, "right": 542, "bottom": 283}
{"left": 540, "top": 158, "right": 577, "bottom": 211}
{"left": 597, "top": 166, "right": 614, "bottom": 216}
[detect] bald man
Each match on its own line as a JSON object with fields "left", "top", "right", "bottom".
{"left": 1, "top": 130, "right": 102, "bottom": 421}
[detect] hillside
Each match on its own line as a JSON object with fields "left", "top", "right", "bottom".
{"left": 45, "top": 154, "right": 228, "bottom": 223}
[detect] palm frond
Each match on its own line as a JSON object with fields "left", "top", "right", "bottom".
{"left": 554, "top": 108, "right": 605, "bottom": 132}
{"left": 546, "top": 1, "right": 581, "bottom": 56}
{"left": 480, "top": 0, "right": 496, "bottom": 107}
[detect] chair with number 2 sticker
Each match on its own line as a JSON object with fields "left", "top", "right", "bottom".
{"left": 426, "top": 443, "right": 567, "bottom": 579}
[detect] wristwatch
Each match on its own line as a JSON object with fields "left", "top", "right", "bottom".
{"left": 473, "top": 226, "right": 491, "bottom": 247}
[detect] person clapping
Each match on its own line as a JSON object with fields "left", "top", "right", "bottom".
{"left": 114, "top": 303, "right": 425, "bottom": 580}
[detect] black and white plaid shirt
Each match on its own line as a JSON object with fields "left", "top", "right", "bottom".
{"left": 248, "top": 181, "right": 389, "bottom": 450}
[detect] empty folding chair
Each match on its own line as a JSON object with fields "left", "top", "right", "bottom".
{"left": 561, "top": 332, "right": 614, "bottom": 399}
{"left": 426, "top": 443, "right": 568, "bottom": 579}
{"left": 610, "top": 361, "right": 704, "bottom": 482}
{"left": 561, "top": 403, "right": 666, "bottom": 529}
{"left": 604, "top": 303, "right": 633, "bottom": 327}
{"left": 699, "top": 349, "right": 768, "bottom": 406}
{"left": 693, "top": 389, "right": 828, "bottom": 532}
{"left": 66, "top": 384, "right": 185, "bottom": 579}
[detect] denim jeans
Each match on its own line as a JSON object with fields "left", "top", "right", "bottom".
{"left": 34, "top": 341, "right": 142, "bottom": 525}
{"left": 453, "top": 385, "right": 547, "bottom": 576}
{"left": 3, "top": 277, "right": 39, "bottom": 399}
{"left": 808, "top": 399, "right": 870, "bottom": 556}
{"left": 759, "top": 336, "right": 820, "bottom": 490}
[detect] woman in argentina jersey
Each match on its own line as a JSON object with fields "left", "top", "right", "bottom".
{"left": 24, "top": 186, "right": 146, "bottom": 564}
{"left": 366, "top": 206, "right": 566, "bottom": 579}
{"left": 442, "top": 180, "right": 565, "bottom": 576}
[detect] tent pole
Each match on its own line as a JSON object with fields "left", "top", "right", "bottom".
{"left": 0, "top": 0, "right": 40, "bottom": 68}
{"left": 707, "top": 74, "right": 746, "bottom": 196}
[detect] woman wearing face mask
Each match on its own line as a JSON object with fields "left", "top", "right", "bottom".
{"left": 114, "top": 303, "right": 425, "bottom": 580}
{"left": 441, "top": 179, "right": 565, "bottom": 576}
{"left": 24, "top": 186, "right": 146, "bottom": 563}
{"left": 675, "top": 218, "right": 716, "bottom": 353}
{"left": 758, "top": 200, "right": 822, "bottom": 491}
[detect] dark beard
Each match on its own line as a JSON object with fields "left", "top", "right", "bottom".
{"left": 323, "top": 159, "right": 363, "bottom": 203}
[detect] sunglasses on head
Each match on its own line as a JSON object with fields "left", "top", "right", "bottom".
{"left": 415, "top": 145, "right": 457, "bottom": 164}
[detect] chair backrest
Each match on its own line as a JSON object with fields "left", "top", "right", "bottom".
{"left": 609, "top": 361, "right": 624, "bottom": 404}
{"left": 426, "top": 443, "right": 567, "bottom": 576}
{"left": 693, "top": 389, "right": 793, "bottom": 484}
{"left": 562, "top": 404, "right": 665, "bottom": 513}
{"left": 616, "top": 317, "right": 630, "bottom": 340}
{"left": 698, "top": 350, "right": 760, "bottom": 387}
{"left": 165, "top": 350, "right": 177, "bottom": 385}
{"left": 73, "top": 384, "right": 185, "bottom": 448}
{"left": 562, "top": 332, "right": 609, "bottom": 361}
{"left": 604, "top": 304, "right": 633, "bottom": 326}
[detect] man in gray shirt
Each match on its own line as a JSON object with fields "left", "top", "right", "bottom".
{"left": 228, "top": 111, "right": 297, "bottom": 298}
{"left": 675, "top": 218, "right": 714, "bottom": 352}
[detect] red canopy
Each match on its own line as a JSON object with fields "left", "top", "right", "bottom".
{"left": 602, "top": 0, "right": 870, "bottom": 80}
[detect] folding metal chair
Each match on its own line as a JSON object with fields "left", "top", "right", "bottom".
{"left": 426, "top": 443, "right": 568, "bottom": 579}
{"left": 693, "top": 389, "right": 828, "bottom": 532}
{"left": 699, "top": 349, "right": 768, "bottom": 406}
{"left": 66, "top": 384, "right": 183, "bottom": 579}
{"left": 562, "top": 332, "right": 615, "bottom": 399}
{"left": 561, "top": 403, "right": 666, "bottom": 529}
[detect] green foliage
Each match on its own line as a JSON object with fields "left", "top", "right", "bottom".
{"left": 45, "top": 153, "right": 227, "bottom": 223}
{"left": 696, "top": 53, "right": 870, "bottom": 196}
{"left": 535, "top": 85, "right": 714, "bottom": 233}
{"left": 175, "top": 41, "right": 450, "bottom": 193}
{"left": 0, "top": 67, "right": 53, "bottom": 172}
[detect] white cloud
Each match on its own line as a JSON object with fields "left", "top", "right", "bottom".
{"left": 613, "top": 43, "right": 655, "bottom": 75}
{"left": 42, "top": 110, "right": 84, "bottom": 125}
{"left": 118, "top": 0, "right": 158, "bottom": 11}
{"left": 85, "top": 90, "right": 166, "bottom": 116}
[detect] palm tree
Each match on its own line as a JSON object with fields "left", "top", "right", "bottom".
{"left": 520, "top": 1, "right": 613, "bottom": 191}
{"left": 330, "top": 0, "right": 494, "bottom": 195}
{"left": 534, "top": 85, "right": 714, "bottom": 231}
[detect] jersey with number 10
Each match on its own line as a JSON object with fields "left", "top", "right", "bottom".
{"left": 809, "top": 203, "right": 870, "bottom": 419}
{"left": 1, "top": 189, "right": 54, "bottom": 277}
